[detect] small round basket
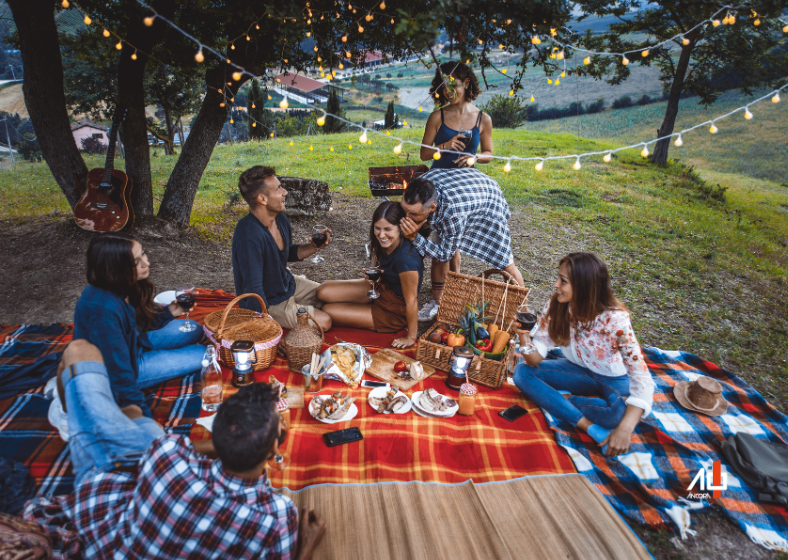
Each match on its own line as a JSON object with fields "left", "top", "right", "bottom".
{"left": 202, "top": 293, "right": 283, "bottom": 371}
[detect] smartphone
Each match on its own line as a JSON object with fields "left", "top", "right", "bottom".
{"left": 323, "top": 427, "right": 363, "bottom": 447}
{"left": 498, "top": 405, "right": 529, "bottom": 422}
{"left": 361, "top": 380, "right": 389, "bottom": 389}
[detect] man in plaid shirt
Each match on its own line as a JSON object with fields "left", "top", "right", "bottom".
{"left": 401, "top": 168, "right": 524, "bottom": 315}
{"left": 23, "top": 340, "right": 326, "bottom": 560}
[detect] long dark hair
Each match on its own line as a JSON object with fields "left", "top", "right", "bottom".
{"left": 546, "top": 252, "right": 625, "bottom": 346}
{"left": 369, "top": 201, "right": 406, "bottom": 265}
{"left": 86, "top": 233, "right": 158, "bottom": 329}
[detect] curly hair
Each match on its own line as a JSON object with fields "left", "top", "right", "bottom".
{"left": 238, "top": 165, "right": 277, "bottom": 206}
{"left": 430, "top": 61, "right": 481, "bottom": 107}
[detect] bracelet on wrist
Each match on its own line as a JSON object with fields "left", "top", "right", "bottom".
{"left": 519, "top": 342, "right": 539, "bottom": 355}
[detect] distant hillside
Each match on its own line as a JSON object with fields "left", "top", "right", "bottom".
{"left": 0, "top": 83, "right": 27, "bottom": 118}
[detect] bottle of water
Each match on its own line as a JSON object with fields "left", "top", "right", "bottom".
{"left": 200, "top": 346, "right": 223, "bottom": 412}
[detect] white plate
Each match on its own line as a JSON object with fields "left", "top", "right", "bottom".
{"left": 367, "top": 387, "right": 411, "bottom": 415}
{"left": 411, "top": 390, "right": 458, "bottom": 418}
{"left": 309, "top": 396, "right": 359, "bottom": 424}
{"left": 154, "top": 290, "right": 177, "bottom": 306}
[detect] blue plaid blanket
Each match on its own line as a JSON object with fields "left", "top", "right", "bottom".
{"left": 544, "top": 346, "right": 788, "bottom": 552}
{"left": 0, "top": 324, "right": 203, "bottom": 496}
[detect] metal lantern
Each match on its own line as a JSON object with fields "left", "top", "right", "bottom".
{"left": 231, "top": 340, "right": 256, "bottom": 388}
{"left": 446, "top": 346, "right": 475, "bottom": 391}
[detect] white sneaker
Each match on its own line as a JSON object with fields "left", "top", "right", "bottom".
{"left": 418, "top": 300, "right": 439, "bottom": 321}
{"left": 43, "top": 376, "right": 58, "bottom": 400}
{"left": 48, "top": 393, "right": 70, "bottom": 442}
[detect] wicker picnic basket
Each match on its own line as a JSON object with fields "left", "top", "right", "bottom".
{"left": 282, "top": 308, "right": 325, "bottom": 373}
{"left": 202, "top": 293, "right": 283, "bottom": 371}
{"left": 415, "top": 270, "right": 529, "bottom": 389}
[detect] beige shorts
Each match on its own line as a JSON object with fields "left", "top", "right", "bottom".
{"left": 268, "top": 276, "right": 324, "bottom": 330}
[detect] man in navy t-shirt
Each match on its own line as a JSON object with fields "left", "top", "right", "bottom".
{"left": 231, "top": 166, "right": 333, "bottom": 331}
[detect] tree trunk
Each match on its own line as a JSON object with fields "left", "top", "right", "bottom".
{"left": 158, "top": 69, "right": 245, "bottom": 227}
{"left": 7, "top": 0, "right": 87, "bottom": 209}
{"left": 116, "top": 0, "right": 176, "bottom": 219}
{"left": 653, "top": 33, "right": 697, "bottom": 165}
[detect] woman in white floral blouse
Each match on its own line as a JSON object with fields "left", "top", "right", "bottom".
{"left": 513, "top": 252, "right": 654, "bottom": 457}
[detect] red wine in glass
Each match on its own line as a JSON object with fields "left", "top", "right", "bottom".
{"left": 458, "top": 129, "right": 473, "bottom": 149}
{"left": 516, "top": 312, "right": 537, "bottom": 331}
{"left": 311, "top": 225, "right": 328, "bottom": 264}
{"left": 176, "top": 284, "right": 198, "bottom": 333}
{"left": 363, "top": 266, "right": 384, "bottom": 299}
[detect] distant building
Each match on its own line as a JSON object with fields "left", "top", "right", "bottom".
{"left": 71, "top": 120, "right": 109, "bottom": 147}
{"left": 274, "top": 73, "right": 347, "bottom": 105}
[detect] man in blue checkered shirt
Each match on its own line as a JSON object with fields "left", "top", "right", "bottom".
{"left": 23, "top": 340, "right": 326, "bottom": 560}
{"left": 400, "top": 169, "right": 524, "bottom": 318}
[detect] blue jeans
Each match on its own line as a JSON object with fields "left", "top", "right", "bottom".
{"left": 513, "top": 359, "right": 630, "bottom": 429}
{"left": 62, "top": 361, "right": 164, "bottom": 488}
{"left": 137, "top": 320, "right": 205, "bottom": 389}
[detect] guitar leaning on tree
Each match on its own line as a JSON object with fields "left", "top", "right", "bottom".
{"left": 73, "top": 107, "right": 134, "bottom": 232}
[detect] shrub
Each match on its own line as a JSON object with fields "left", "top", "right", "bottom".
{"left": 637, "top": 94, "right": 652, "bottom": 106}
{"left": 611, "top": 95, "right": 633, "bottom": 109}
{"left": 386, "top": 73, "right": 392, "bottom": 78}
{"left": 397, "top": 72, "right": 404, "bottom": 78}
{"left": 585, "top": 98, "right": 605, "bottom": 114}
{"left": 18, "top": 133, "right": 42, "bottom": 162}
{"left": 81, "top": 136, "right": 107, "bottom": 154}
{"left": 479, "top": 95, "right": 527, "bottom": 128}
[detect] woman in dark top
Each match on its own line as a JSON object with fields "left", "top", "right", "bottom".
{"left": 420, "top": 61, "right": 493, "bottom": 169}
{"left": 317, "top": 202, "right": 424, "bottom": 349}
{"left": 71, "top": 233, "right": 205, "bottom": 419}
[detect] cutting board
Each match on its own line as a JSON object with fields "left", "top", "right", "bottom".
{"left": 365, "top": 349, "right": 438, "bottom": 391}
{"left": 284, "top": 387, "right": 305, "bottom": 409}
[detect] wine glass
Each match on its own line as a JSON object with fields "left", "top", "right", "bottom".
{"left": 311, "top": 225, "right": 328, "bottom": 264}
{"left": 515, "top": 303, "right": 537, "bottom": 333}
{"left": 175, "top": 284, "right": 197, "bottom": 332}
{"left": 267, "top": 415, "right": 291, "bottom": 471}
{"left": 362, "top": 266, "right": 384, "bottom": 299}
{"left": 458, "top": 129, "right": 473, "bottom": 149}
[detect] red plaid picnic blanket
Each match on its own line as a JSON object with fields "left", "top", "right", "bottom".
{"left": 189, "top": 291, "right": 576, "bottom": 489}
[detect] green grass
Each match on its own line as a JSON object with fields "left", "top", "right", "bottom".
{"left": 523, "top": 90, "right": 788, "bottom": 184}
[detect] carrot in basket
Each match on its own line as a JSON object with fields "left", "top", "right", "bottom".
{"left": 491, "top": 330, "right": 509, "bottom": 354}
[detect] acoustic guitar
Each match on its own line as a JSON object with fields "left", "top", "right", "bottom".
{"left": 73, "top": 108, "right": 134, "bottom": 232}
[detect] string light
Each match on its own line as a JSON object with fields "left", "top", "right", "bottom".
{"left": 84, "top": 15, "right": 91, "bottom": 25}
{"left": 102, "top": 29, "right": 110, "bottom": 37}
{"left": 309, "top": 145, "right": 313, "bottom": 150}
{"left": 573, "top": 158, "right": 581, "bottom": 170}
{"left": 674, "top": 135, "right": 683, "bottom": 147}
{"left": 535, "top": 160, "right": 544, "bottom": 171}
{"left": 380, "top": 1, "right": 386, "bottom": 9}
{"left": 583, "top": 56, "right": 590, "bottom": 65}
{"left": 682, "top": 37, "right": 690, "bottom": 45}
{"left": 773, "top": 93, "right": 781, "bottom": 103}
{"left": 503, "top": 160, "right": 512, "bottom": 172}
{"left": 289, "top": 141, "right": 294, "bottom": 146}
{"left": 317, "top": 116, "right": 326, "bottom": 126}
{"left": 393, "top": 144, "right": 402, "bottom": 154}
{"left": 232, "top": 71, "right": 242, "bottom": 81}
{"left": 115, "top": 41, "right": 123, "bottom": 50}
{"left": 640, "top": 144, "right": 649, "bottom": 157}
{"left": 144, "top": 16, "right": 154, "bottom": 26}
{"left": 744, "top": 108, "right": 753, "bottom": 120}
{"left": 131, "top": 51, "right": 138, "bottom": 60}
{"left": 621, "top": 55, "right": 629, "bottom": 66}
{"left": 359, "top": 130, "right": 368, "bottom": 143}
{"left": 641, "top": 50, "right": 649, "bottom": 57}
{"left": 603, "top": 152, "right": 612, "bottom": 162}
{"left": 709, "top": 123, "right": 718, "bottom": 134}
{"left": 712, "top": 19, "right": 721, "bottom": 26}
{"left": 330, "top": 146, "right": 334, "bottom": 152}
{"left": 433, "top": 151, "right": 441, "bottom": 160}
{"left": 61, "top": 0, "right": 69, "bottom": 7}
{"left": 279, "top": 98, "right": 289, "bottom": 109}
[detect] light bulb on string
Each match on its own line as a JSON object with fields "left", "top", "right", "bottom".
{"left": 365, "top": 13, "right": 372, "bottom": 21}
{"left": 754, "top": 19, "right": 760, "bottom": 26}
{"left": 682, "top": 37, "right": 690, "bottom": 45}
{"left": 772, "top": 93, "right": 781, "bottom": 103}
{"left": 621, "top": 55, "right": 629, "bottom": 66}
{"left": 729, "top": 15, "right": 736, "bottom": 24}
{"left": 433, "top": 151, "right": 441, "bottom": 160}
{"left": 555, "top": 79, "right": 560, "bottom": 85}
{"left": 503, "top": 160, "right": 512, "bottom": 172}
{"left": 252, "top": 122, "right": 256, "bottom": 127}
{"left": 61, "top": 0, "right": 69, "bottom": 7}
{"left": 279, "top": 98, "right": 289, "bottom": 109}
{"left": 530, "top": 96, "right": 535, "bottom": 102}
{"left": 674, "top": 135, "right": 683, "bottom": 147}
{"left": 393, "top": 144, "right": 402, "bottom": 154}
{"left": 195, "top": 48, "right": 204, "bottom": 62}
{"left": 115, "top": 41, "right": 123, "bottom": 50}
{"left": 573, "top": 158, "right": 581, "bottom": 170}
{"left": 220, "top": 102, "right": 225, "bottom": 107}
{"left": 339, "top": 63, "right": 344, "bottom": 69}
{"left": 348, "top": 144, "right": 353, "bottom": 150}
{"left": 144, "top": 16, "right": 154, "bottom": 26}
{"left": 712, "top": 19, "right": 720, "bottom": 26}
{"left": 309, "top": 145, "right": 313, "bottom": 151}
{"left": 709, "top": 123, "right": 718, "bottom": 134}
{"left": 330, "top": 146, "right": 334, "bottom": 152}
{"left": 131, "top": 51, "right": 137, "bottom": 60}
{"left": 557, "top": 51, "right": 564, "bottom": 60}
{"left": 359, "top": 130, "right": 368, "bottom": 143}
{"left": 783, "top": 25, "right": 788, "bottom": 33}
{"left": 603, "top": 152, "right": 612, "bottom": 162}
{"left": 583, "top": 56, "right": 590, "bottom": 65}
{"left": 531, "top": 36, "right": 541, "bottom": 45}
{"left": 640, "top": 144, "right": 649, "bottom": 158}
{"left": 560, "top": 71, "right": 565, "bottom": 77}
{"left": 641, "top": 50, "right": 649, "bottom": 57}
{"left": 84, "top": 15, "right": 92, "bottom": 25}
{"left": 535, "top": 160, "right": 544, "bottom": 171}
{"left": 380, "top": 1, "right": 386, "bottom": 9}
{"left": 744, "top": 108, "right": 753, "bottom": 120}
{"left": 317, "top": 116, "right": 326, "bottom": 126}
{"left": 358, "top": 25, "right": 364, "bottom": 32}
{"left": 229, "top": 118, "right": 234, "bottom": 123}
{"left": 230, "top": 44, "right": 235, "bottom": 50}
{"left": 103, "top": 29, "right": 110, "bottom": 37}
{"left": 341, "top": 35, "right": 347, "bottom": 42}
{"left": 233, "top": 71, "right": 242, "bottom": 81}
{"left": 289, "top": 141, "right": 294, "bottom": 146}
{"left": 722, "top": 15, "right": 730, "bottom": 25}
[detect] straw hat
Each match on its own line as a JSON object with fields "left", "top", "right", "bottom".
{"left": 673, "top": 376, "right": 728, "bottom": 417}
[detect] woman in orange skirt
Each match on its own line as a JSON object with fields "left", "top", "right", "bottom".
{"left": 317, "top": 201, "right": 424, "bottom": 349}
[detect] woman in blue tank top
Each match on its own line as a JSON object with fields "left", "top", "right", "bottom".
{"left": 420, "top": 62, "right": 493, "bottom": 169}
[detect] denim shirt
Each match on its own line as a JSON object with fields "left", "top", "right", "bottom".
{"left": 73, "top": 285, "right": 173, "bottom": 418}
